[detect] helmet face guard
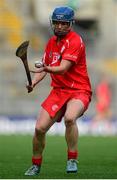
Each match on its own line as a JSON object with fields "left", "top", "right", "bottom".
{"left": 50, "top": 6, "right": 75, "bottom": 37}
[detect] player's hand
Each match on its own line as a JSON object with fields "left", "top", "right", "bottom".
{"left": 26, "top": 83, "right": 33, "bottom": 93}
{"left": 30, "top": 67, "right": 45, "bottom": 73}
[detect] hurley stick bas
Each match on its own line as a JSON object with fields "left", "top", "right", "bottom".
{"left": 16, "top": 41, "right": 32, "bottom": 87}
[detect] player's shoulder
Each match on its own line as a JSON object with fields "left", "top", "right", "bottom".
{"left": 69, "top": 31, "right": 84, "bottom": 45}
{"left": 48, "top": 35, "right": 56, "bottom": 42}
{"left": 46, "top": 35, "right": 56, "bottom": 47}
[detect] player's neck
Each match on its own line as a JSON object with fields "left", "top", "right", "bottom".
{"left": 57, "top": 35, "right": 66, "bottom": 43}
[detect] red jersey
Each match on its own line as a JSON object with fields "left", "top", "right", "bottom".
{"left": 43, "top": 31, "right": 91, "bottom": 92}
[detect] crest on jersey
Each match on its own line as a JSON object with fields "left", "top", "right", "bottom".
{"left": 52, "top": 104, "right": 58, "bottom": 111}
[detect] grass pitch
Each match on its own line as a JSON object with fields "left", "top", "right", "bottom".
{"left": 0, "top": 135, "right": 117, "bottom": 179}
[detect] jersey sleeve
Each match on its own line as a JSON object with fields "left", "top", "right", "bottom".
{"left": 62, "top": 37, "right": 84, "bottom": 64}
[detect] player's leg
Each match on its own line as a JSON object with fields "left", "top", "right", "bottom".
{"left": 65, "top": 99, "right": 84, "bottom": 151}
{"left": 25, "top": 108, "right": 54, "bottom": 176}
{"left": 64, "top": 99, "right": 85, "bottom": 173}
{"left": 33, "top": 108, "right": 54, "bottom": 159}
{"left": 33, "top": 104, "right": 66, "bottom": 159}
{"left": 25, "top": 107, "right": 64, "bottom": 176}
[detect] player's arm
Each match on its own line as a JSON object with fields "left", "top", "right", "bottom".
{"left": 32, "top": 71, "right": 47, "bottom": 87}
{"left": 31, "top": 59, "right": 74, "bottom": 74}
{"left": 26, "top": 71, "right": 47, "bottom": 93}
{"left": 44, "top": 59, "right": 73, "bottom": 74}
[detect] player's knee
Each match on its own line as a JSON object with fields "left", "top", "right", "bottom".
{"left": 35, "top": 127, "right": 46, "bottom": 137}
{"left": 64, "top": 114, "right": 75, "bottom": 127}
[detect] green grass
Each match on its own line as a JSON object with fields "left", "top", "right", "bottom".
{"left": 0, "top": 135, "right": 117, "bottom": 179}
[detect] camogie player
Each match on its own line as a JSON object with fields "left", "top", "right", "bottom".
{"left": 25, "top": 6, "right": 92, "bottom": 175}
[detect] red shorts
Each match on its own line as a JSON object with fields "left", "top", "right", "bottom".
{"left": 41, "top": 88, "right": 92, "bottom": 121}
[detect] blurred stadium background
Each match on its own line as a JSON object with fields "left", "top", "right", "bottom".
{"left": 0, "top": 0, "right": 117, "bottom": 136}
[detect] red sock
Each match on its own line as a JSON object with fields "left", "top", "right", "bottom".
{"left": 68, "top": 150, "right": 78, "bottom": 160}
{"left": 32, "top": 156, "right": 42, "bottom": 166}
